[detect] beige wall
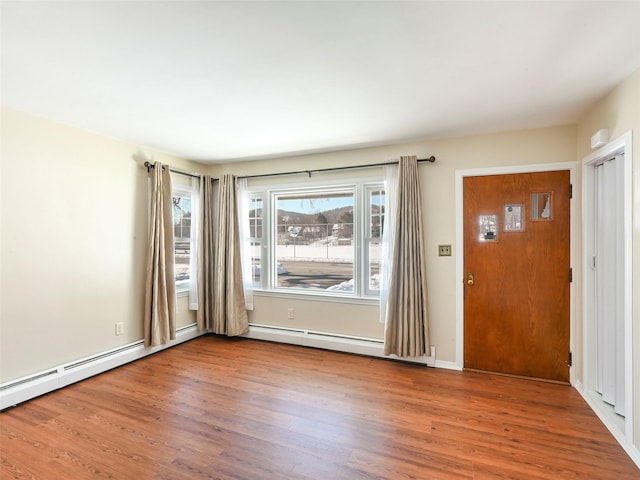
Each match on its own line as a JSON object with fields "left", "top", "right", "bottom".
{"left": 212, "top": 125, "right": 577, "bottom": 363}
{"left": 1, "top": 109, "right": 576, "bottom": 384}
{"left": 576, "top": 67, "right": 640, "bottom": 452}
{"left": 0, "top": 108, "right": 202, "bottom": 382}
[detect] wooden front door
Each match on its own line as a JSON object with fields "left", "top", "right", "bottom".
{"left": 463, "top": 171, "right": 571, "bottom": 382}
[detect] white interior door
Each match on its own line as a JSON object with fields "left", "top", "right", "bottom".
{"left": 594, "top": 154, "right": 625, "bottom": 416}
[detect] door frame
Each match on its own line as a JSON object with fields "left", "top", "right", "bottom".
{"left": 454, "top": 162, "right": 577, "bottom": 380}
{"left": 581, "top": 131, "right": 634, "bottom": 451}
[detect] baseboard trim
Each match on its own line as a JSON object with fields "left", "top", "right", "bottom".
{"left": 0, "top": 324, "right": 204, "bottom": 410}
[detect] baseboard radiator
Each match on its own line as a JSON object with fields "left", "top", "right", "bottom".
{"left": 0, "top": 324, "right": 203, "bottom": 410}
{"left": 243, "top": 323, "right": 457, "bottom": 370}
{"left": 1, "top": 323, "right": 458, "bottom": 411}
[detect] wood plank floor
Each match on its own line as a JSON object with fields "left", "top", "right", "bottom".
{"left": 1, "top": 335, "right": 638, "bottom": 479}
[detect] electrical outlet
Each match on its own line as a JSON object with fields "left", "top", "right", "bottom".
{"left": 438, "top": 245, "right": 452, "bottom": 256}
{"left": 115, "top": 322, "right": 124, "bottom": 336}
{"left": 287, "top": 308, "right": 295, "bottom": 319}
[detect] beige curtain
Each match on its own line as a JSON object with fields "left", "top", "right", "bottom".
{"left": 196, "top": 175, "right": 216, "bottom": 331}
{"left": 144, "top": 163, "right": 176, "bottom": 347}
{"left": 196, "top": 174, "right": 249, "bottom": 335}
{"left": 383, "top": 156, "right": 430, "bottom": 357}
{"left": 213, "top": 174, "right": 249, "bottom": 336}
{"left": 212, "top": 174, "right": 249, "bottom": 336}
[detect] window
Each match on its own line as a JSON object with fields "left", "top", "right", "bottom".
{"left": 245, "top": 180, "right": 384, "bottom": 299}
{"left": 172, "top": 185, "right": 194, "bottom": 292}
{"left": 248, "top": 194, "right": 263, "bottom": 285}
{"left": 276, "top": 189, "right": 355, "bottom": 292}
{"left": 366, "top": 187, "right": 385, "bottom": 295}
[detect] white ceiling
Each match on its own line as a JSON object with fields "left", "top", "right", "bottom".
{"left": 2, "top": 1, "right": 640, "bottom": 163}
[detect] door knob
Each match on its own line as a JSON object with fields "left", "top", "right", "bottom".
{"left": 467, "top": 272, "right": 474, "bottom": 286}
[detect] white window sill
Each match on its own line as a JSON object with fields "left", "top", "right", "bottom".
{"left": 176, "top": 288, "right": 189, "bottom": 298}
{"left": 252, "top": 288, "right": 379, "bottom": 307}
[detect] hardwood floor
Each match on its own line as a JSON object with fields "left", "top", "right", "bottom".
{"left": 1, "top": 335, "right": 638, "bottom": 479}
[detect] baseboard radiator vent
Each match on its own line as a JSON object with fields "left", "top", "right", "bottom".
{"left": 63, "top": 340, "right": 145, "bottom": 371}
{"left": 0, "top": 324, "right": 203, "bottom": 410}
{"left": 243, "top": 323, "right": 444, "bottom": 368}
{"left": 0, "top": 369, "right": 59, "bottom": 392}
{"left": 1, "top": 323, "right": 456, "bottom": 411}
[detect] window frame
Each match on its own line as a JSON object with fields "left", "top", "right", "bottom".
{"left": 363, "top": 185, "right": 385, "bottom": 297}
{"left": 245, "top": 177, "right": 384, "bottom": 302}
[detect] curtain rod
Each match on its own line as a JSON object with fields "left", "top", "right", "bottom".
{"left": 237, "top": 156, "right": 436, "bottom": 180}
{"left": 145, "top": 155, "right": 436, "bottom": 181}
{"left": 143, "top": 161, "right": 218, "bottom": 181}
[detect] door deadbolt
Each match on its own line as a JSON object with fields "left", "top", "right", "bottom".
{"left": 467, "top": 272, "right": 475, "bottom": 286}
